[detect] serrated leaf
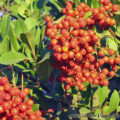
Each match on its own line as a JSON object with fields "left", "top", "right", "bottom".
{"left": 107, "top": 37, "right": 118, "bottom": 51}
{"left": 24, "top": 18, "right": 37, "bottom": 31}
{"left": 0, "top": 36, "right": 9, "bottom": 56}
{"left": 15, "top": 19, "right": 28, "bottom": 37}
{"left": 0, "top": 14, "right": 11, "bottom": 38}
{"left": 109, "top": 90, "right": 119, "bottom": 114}
{"left": 0, "top": 52, "right": 27, "bottom": 65}
{"left": 20, "top": 31, "right": 36, "bottom": 58}
{"left": 36, "top": 27, "right": 41, "bottom": 47}
{"left": 8, "top": 23, "right": 20, "bottom": 51}
{"left": 98, "top": 86, "right": 109, "bottom": 107}
{"left": 37, "top": 59, "right": 52, "bottom": 81}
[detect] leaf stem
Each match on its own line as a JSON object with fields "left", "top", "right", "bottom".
{"left": 11, "top": 65, "right": 16, "bottom": 87}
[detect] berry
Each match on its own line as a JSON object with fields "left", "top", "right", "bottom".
{"left": 0, "top": 77, "right": 44, "bottom": 119}
{"left": 112, "top": 5, "right": 119, "bottom": 12}
{"left": 46, "top": 0, "right": 119, "bottom": 91}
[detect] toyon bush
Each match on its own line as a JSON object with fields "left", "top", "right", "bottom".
{"left": 0, "top": 0, "right": 120, "bottom": 120}
{"left": 46, "top": 0, "right": 120, "bottom": 90}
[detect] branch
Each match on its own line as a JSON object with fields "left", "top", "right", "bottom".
{"left": 0, "top": 66, "right": 50, "bottom": 92}
{"left": 0, "top": 66, "right": 12, "bottom": 73}
{"left": 109, "top": 28, "right": 120, "bottom": 41}
{"left": 14, "top": 69, "right": 51, "bottom": 92}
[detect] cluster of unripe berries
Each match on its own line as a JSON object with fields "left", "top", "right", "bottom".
{"left": 46, "top": 0, "right": 120, "bottom": 90}
{"left": 0, "top": 76, "right": 45, "bottom": 120}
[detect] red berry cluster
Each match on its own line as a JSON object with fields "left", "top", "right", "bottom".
{"left": 46, "top": 1, "right": 120, "bottom": 90}
{"left": 0, "top": 76, "right": 45, "bottom": 120}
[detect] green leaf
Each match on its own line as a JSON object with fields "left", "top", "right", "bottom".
{"left": 108, "top": 90, "right": 119, "bottom": 114}
{"left": 103, "top": 106, "right": 110, "bottom": 114}
{"left": 36, "top": 52, "right": 52, "bottom": 81}
{"left": 0, "top": 36, "right": 9, "bottom": 56}
{"left": 37, "top": 52, "right": 50, "bottom": 64}
{"left": 95, "top": 109, "right": 101, "bottom": 115}
{"left": 107, "top": 37, "right": 118, "bottom": 51}
{"left": 14, "top": 64, "right": 27, "bottom": 70}
{"left": 117, "top": 106, "right": 120, "bottom": 113}
{"left": 40, "top": 25, "right": 46, "bottom": 43}
{"left": 37, "top": 59, "right": 52, "bottom": 81}
{"left": 55, "top": 15, "right": 65, "bottom": 23}
{"left": 32, "top": 104, "right": 40, "bottom": 112}
{"left": 79, "top": 107, "right": 91, "bottom": 114}
{"left": 50, "top": 0, "right": 63, "bottom": 12}
{"left": 11, "top": 5, "right": 19, "bottom": 16}
{"left": 15, "top": 19, "right": 28, "bottom": 37}
{"left": 8, "top": 23, "right": 20, "bottom": 51}
{"left": 44, "top": 6, "right": 52, "bottom": 13}
{"left": 26, "top": 0, "right": 32, "bottom": 6}
{"left": 20, "top": 31, "right": 36, "bottom": 58}
{"left": 0, "top": 14, "right": 11, "bottom": 38}
{"left": 98, "top": 86, "right": 109, "bottom": 107}
{"left": 84, "top": 11, "right": 92, "bottom": 19}
{"left": 91, "top": 0, "right": 99, "bottom": 8}
{"left": 18, "top": 4, "right": 27, "bottom": 18}
{"left": 14, "top": 0, "right": 24, "bottom": 4}
{"left": 0, "top": 52, "right": 27, "bottom": 65}
{"left": 24, "top": 18, "right": 37, "bottom": 31}
{"left": 24, "top": 47, "right": 33, "bottom": 59}
{"left": 36, "top": 27, "right": 41, "bottom": 47}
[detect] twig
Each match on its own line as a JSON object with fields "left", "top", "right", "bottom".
{"left": 21, "top": 73, "right": 24, "bottom": 90}
{"left": 40, "top": 13, "right": 49, "bottom": 18}
{"left": 11, "top": 65, "right": 16, "bottom": 87}
{"left": 0, "top": 66, "right": 11, "bottom": 73}
{"left": 109, "top": 28, "right": 120, "bottom": 41}
{"left": 1, "top": 65, "right": 51, "bottom": 92}
{"left": 14, "top": 69, "right": 51, "bottom": 92}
